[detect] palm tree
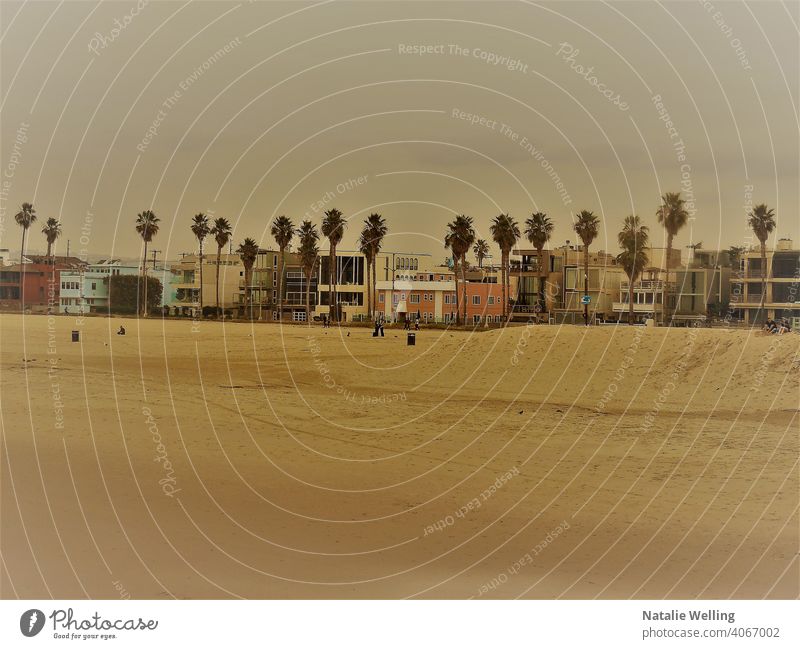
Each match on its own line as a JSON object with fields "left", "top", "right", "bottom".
{"left": 364, "top": 213, "right": 387, "bottom": 320}
{"left": 190, "top": 213, "right": 210, "bottom": 312}
{"left": 321, "top": 208, "right": 346, "bottom": 322}
{"left": 473, "top": 239, "right": 489, "bottom": 269}
{"left": 236, "top": 238, "right": 259, "bottom": 320}
{"left": 135, "top": 210, "right": 159, "bottom": 317}
{"left": 656, "top": 192, "right": 689, "bottom": 323}
{"left": 617, "top": 215, "right": 649, "bottom": 325}
{"left": 297, "top": 220, "right": 320, "bottom": 325}
{"left": 444, "top": 215, "right": 475, "bottom": 324}
{"left": 573, "top": 210, "right": 600, "bottom": 326}
{"left": 524, "top": 211, "right": 554, "bottom": 314}
{"left": 14, "top": 202, "right": 36, "bottom": 306}
{"left": 490, "top": 213, "right": 521, "bottom": 319}
{"left": 41, "top": 217, "right": 61, "bottom": 261}
{"left": 747, "top": 203, "right": 776, "bottom": 314}
{"left": 211, "top": 217, "right": 232, "bottom": 316}
{"left": 270, "top": 215, "right": 294, "bottom": 322}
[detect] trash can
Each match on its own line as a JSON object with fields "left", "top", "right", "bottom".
{"left": 71, "top": 330, "right": 80, "bottom": 342}
{"left": 407, "top": 333, "right": 415, "bottom": 346}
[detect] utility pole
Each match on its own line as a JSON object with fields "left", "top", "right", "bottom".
{"left": 150, "top": 249, "right": 161, "bottom": 269}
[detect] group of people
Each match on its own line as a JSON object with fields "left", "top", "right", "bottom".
{"left": 764, "top": 318, "right": 792, "bottom": 334}
{"left": 373, "top": 315, "right": 386, "bottom": 337}
{"left": 403, "top": 316, "right": 421, "bottom": 331}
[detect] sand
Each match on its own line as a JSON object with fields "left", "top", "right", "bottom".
{"left": 1, "top": 313, "right": 797, "bottom": 599}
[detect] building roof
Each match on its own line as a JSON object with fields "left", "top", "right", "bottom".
{"left": 23, "top": 254, "right": 87, "bottom": 267}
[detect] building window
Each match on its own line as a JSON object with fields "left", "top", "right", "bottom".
{"left": 379, "top": 294, "right": 384, "bottom": 303}
{"left": 91, "top": 282, "right": 96, "bottom": 290}
{"left": 488, "top": 296, "right": 494, "bottom": 305}
{"left": 400, "top": 293, "right": 405, "bottom": 300}
{"left": 473, "top": 315, "right": 481, "bottom": 324}
{"left": 495, "top": 315, "right": 501, "bottom": 323}
{"left": 472, "top": 295, "right": 480, "bottom": 305}
{"left": 410, "top": 294, "right": 420, "bottom": 304}
{"left": 272, "top": 311, "right": 278, "bottom": 320}
{"left": 273, "top": 256, "right": 278, "bottom": 268}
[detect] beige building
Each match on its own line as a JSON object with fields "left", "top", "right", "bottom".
{"left": 169, "top": 252, "right": 243, "bottom": 315}
{"left": 730, "top": 238, "right": 800, "bottom": 325}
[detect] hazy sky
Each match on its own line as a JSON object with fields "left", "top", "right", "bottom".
{"left": 1, "top": 0, "right": 797, "bottom": 263}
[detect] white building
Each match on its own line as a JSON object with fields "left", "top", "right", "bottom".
{"left": 59, "top": 259, "right": 169, "bottom": 313}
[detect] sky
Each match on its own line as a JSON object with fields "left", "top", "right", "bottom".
{"left": 1, "top": 0, "right": 798, "bottom": 264}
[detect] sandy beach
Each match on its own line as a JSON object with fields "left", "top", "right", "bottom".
{"left": 1, "top": 313, "right": 797, "bottom": 599}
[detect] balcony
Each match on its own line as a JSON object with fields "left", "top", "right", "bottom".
{"left": 613, "top": 302, "right": 664, "bottom": 313}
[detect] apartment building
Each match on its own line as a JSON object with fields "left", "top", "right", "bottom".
{"left": 730, "top": 238, "right": 800, "bottom": 325}
{"left": 169, "top": 252, "right": 243, "bottom": 315}
{"left": 0, "top": 255, "right": 86, "bottom": 313}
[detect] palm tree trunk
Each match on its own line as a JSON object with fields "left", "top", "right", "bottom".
{"left": 46, "top": 241, "right": 52, "bottom": 259}
{"left": 142, "top": 241, "right": 149, "bottom": 317}
{"left": 760, "top": 241, "right": 767, "bottom": 312}
{"left": 461, "top": 253, "right": 468, "bottom": 325}
{"left": 664, "top": 233, "right": 673, "bottom": 324}
{"left": 500, "top": 251, "right": 505, "bottom": 318}
{"left": 365, "top": 256, "right": 371, "bottom": 320}
{"left": 629, "top": 279, "right": 634, "bottom": 325}
{"left": 372, "top": 254, "right": 377, "bottom": 323}
{"left": 216, "top": 246, "right": 221, "bottom": 315}
{"left": 328, "top": 250, "right": 333, "bottom": 322}
{"left": 19, "top": 228, "right": 27, "bottom": 308}
{"left": 198, "top": 241, "right": 204, "bottom": 313}
{"left": 583, "top": 246, "right": 589, "bottom": 326}
{"left": 331, "top": 246, "right": 339, "bottom": 322}
{"left": 279, "top": 246, "right": 286, "bottom": 322}
{"left": 305, "top": 268, "right": 311, "bottom": 326}
{"left": 245, "top": 267, "right": 252, "bottom": 319}
{"left": 453, "top": 256, "right": 460, "bottom": 325}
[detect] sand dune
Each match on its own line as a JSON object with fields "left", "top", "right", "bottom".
{"left": 1, "top": 313, "right": 797, "bottom": 599}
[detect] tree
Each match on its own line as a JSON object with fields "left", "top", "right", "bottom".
{"left": 190, "top": 213, "right": 210, "bottom": 312}
{"left": 297, "top": 220, "right": 320, "bottom": 325}
{"left": 473, "top": 239, "right": 489, "bottom": 269}
{"left": 14, "top": 202, "right": 36, "bottom": 306}
{"left": 321, "top": 208, "right": 346, "bottom": 322}
{"left": 747, "top": 203, "right": 776, "bottom": 314}
{"left": 573, "top": 210, "right": 600, "bottom": 326}
{"left": 490, "top": 213, "right": 521, "bottom": 320}
{"left": 135, "top": 210, "right": 159, "bottom": 317}
{"left": 727, "top": 245, "right": 747, "bottom": 272}
{"left": 524, "top": 211, "right": 554, "bottom": 314}
{"left": 41, "top": 217, "right": 61, "bottom": 260}
{"left": 109, "top": 274, "right": 162, "bottom": 315}
{"left": 270, "top": 215, "right": 294, "bottom": 322}
{"left": 236, "top": 238, "right": 259, "bottom": 319}
{"left": 362, "top": 213, "right": 387, "bottom": 320}
{"left": 445, "top": 215, "right": 475, "bottom": 324}
{"left": 617, "top": 215, "right": 649, "bottom": 325}
{"left": 656, "top": 192, "right": 689, "bottom": 323}
{"left": 211, "top": 217, "right": 232, "bottom": 315}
